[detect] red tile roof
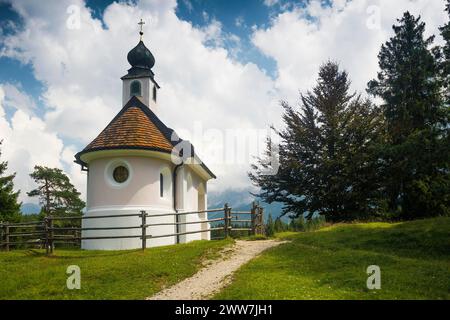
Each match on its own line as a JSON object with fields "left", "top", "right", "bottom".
{"left": 84, "top": 106, "right": 173, "bottom": 152}
{"left": 75, "top": 96, "right": 216, "bottom": 179}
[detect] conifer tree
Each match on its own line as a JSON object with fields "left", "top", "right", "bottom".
{"left": 251, "top": 62, "right": 383, "bottom": 222}
{"left": 368, "top": 12, "right": 449, "bottom": 218}
{"left": 274, "top": 216, "right": 284, "bottom": 232}
{"left": 27, "top": 166, "right": 85, "bottom": 220}
{"left": 439, "top": 0, "right": 450, "bottom": 103}
{"left": 0, "top": 141, "right": 21, "bottom": 222}
{"left": 265, "top": 214, "right": 275, "bottom": 237}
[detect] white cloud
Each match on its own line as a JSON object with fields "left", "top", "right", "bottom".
{"left": 0, "top": 84, "right": 86, "bottom": 203}
{"left": 253, "top": 0, "right": 447, "bottom": 106}
{"left": 263, "top": 0, "right": 280, "bottom": 7}
{"left": 0, "top": 0, "right": 278, "bottom": 198}
{"left": 1, "top": 83, "right": 37, "bottom": 115}
{"left": 0, "top": 0, "right": 447, "bottom": 205}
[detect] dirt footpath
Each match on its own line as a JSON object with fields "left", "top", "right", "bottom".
{"left": 147, "top": 240, "right": 286, "bottom": 300}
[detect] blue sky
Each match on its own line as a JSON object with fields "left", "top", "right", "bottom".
{"left": 175, "top": 0, "right": 283, "bottom": 77}
{"left": 0, "top": 0, "right": 293, "bottom": 90}
{"left": 0, "top": 0, "right": 305, "bottom": 205}
{"left": 0, "top": 2, "right": 44, "bottom": 120}
{"left": 0, "top": 0, "right": 297, "bottom": 122}
{"left": 0, "top": 0, "right": 447, "bottom": 206}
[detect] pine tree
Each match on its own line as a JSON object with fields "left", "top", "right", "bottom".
{"left": 368, "top": 12, "right": 442, "bottom": 138}
{"left": 27, "top": 166, "right": 85, "bottom": 221}
{"left": 368, "top": 12, "right": 449, "bottom": 218}
{"left": 438, "top": 1, "right": 450, "bottom": 129}
{"left": 265, "top": 214, "right": 275, "bottom": 237}
{"left": 274, "top": 216, "right": 284, "bottom": 232}
{"left": 0, "top": 141, "right": 21, "bottom": 222}
{"left": 439, "top": 0, "right": 450, "bottom": 103}
{"left": 250, "top": 62, "right": 383, "bottom": 222}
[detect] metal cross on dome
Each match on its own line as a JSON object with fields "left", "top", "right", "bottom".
{"left": 138, "top": 19, "right": 145, "bottom": 40}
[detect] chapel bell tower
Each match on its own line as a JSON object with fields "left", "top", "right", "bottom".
{"left": 121, "top": 19, "right": 160, "bottom": 111}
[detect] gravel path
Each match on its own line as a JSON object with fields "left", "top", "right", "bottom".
{"left": 147, "top": 240, "right": 286, "bottom": 300}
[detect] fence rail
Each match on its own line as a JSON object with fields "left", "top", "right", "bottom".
{"left": 0, "top": 203, "right": 265, "bottom": 254}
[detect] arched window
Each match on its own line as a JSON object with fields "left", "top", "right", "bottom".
{"left": 130, "top": 80, "right": 142, "bottom": 96}
{"left": 160, "top": 168, "right": 172, "bottom": 198}
{"left": 160, "top": 173, "right": 164, "bottom": 198}
{"left": 152, "top": 85, "right": 157, "bottom": 102}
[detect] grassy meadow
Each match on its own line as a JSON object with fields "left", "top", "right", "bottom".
{"left": 214, "top": 217, "right": 450, "bottom": 300}
{"left": 0, "top": 239, "right": 233, "bottom": 299}
{"left": 1, "top": 217, "right": 449, "bottom": 300}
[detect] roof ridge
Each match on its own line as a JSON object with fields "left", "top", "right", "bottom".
{"left": 126, "top": 97, "right": 200, "bottom": 159}
{"left": 125, "top": 96, "right": 179, "bottom": 147}
{"left": 75, "top": 96, "right": 216, "bottom": 179}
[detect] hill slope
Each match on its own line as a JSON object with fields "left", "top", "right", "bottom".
{"left": 214, "top": 217, "right": 450, "bottom": 300}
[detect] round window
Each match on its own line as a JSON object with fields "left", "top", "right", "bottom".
{"left": 113, "top": 166, "right": 129, "bottom": 183}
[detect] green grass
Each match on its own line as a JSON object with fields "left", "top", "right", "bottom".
{"left": 214, "top": 217, "right": 450, "bottom": 300}
{"left": 0, "top": 239, "right": 233, "bottom": 300}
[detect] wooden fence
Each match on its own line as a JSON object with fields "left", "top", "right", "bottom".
{"left": 0, "top": 203, "right": 264, "bottom": 254}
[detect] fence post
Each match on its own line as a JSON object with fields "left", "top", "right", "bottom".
{"left": 49, "top": 216, "right": 54, "bottom": 254}
{"left": 4, "top": 222, "right": 9, "bottom": 252}
{"left": 44, "top": 217, "right": 49, "bottom": 255}
{"left": 76, "top": 230, "right": 81, "bottom": 248}
{"left": 228, "top": 205, "right": 232, "bottom": 236}
{"left": 141, "top": 211, "right": 147, "bottom": 250}
{"left": 251, "top": 202, "right": 257, "bottom": 236}
{"left": 224, "top": 204, "right": 229, "bottom": 238}
{"left": 259, "top": 206, "right": 265, "bottom": 235}
{"left": 0, "top": 221, "right": 3, "bottom": 251}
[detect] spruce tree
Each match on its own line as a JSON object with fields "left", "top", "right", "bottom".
{"left": 439, "top": 0, "right": 450, "bottom": 103}
{"left": 250, "top": 62, "right": 383, "bottom": 222}
{"left": 0, "top": 141, "right": 21, "bottom": 222}
{"left": 265, "top": 214, "right": 275, "bottom": 237}
{"left": 439, "top": 1, "right": 450, "bottom": 126}
{"left": 368, "top": 12, "right": 449, "bottom": 218}
{"left": 274, "top": 216, "right": 283, "bottom": 232}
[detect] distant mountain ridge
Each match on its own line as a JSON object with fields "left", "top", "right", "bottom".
{"left": 21, "top": 189, "right": 287, "bottom": 221}
{"left": 207, "top": 188, "right": 287, "bottom": 222}
{"left": 20, "top": 203, "right": 40, "bottom": 215}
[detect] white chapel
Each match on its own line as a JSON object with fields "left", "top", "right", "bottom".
{"left": 74, "top": 21, "right": 216, "bottom": 250}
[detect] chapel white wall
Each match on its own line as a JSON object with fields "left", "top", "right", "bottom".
{"left": 83, "top": 156, "right": 175, "bottom": 249}
{"left": 82, "top": 156, "right": 210, "bottom": 250}
{"left": 176, "top": 166, "right": 210, "bottom": 243}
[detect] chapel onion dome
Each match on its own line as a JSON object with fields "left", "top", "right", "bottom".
{"left": 127, "top": 40, "right": 155, "bottom": 70}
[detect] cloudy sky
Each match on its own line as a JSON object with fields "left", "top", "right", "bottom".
{"left": 0, "top": 0, "right": 447, "bottom": 205}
